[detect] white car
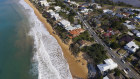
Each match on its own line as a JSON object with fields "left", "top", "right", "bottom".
{"left": 123, "top": 69, "right": 128, "bottom": 74}
{"left": 121, "top": 59, "right": 126, "bottom": 63}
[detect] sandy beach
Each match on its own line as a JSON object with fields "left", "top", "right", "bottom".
{"left": 24, "top": 0, "right": 88, "bottom": 78}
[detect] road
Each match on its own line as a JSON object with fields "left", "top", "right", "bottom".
{"left": 61, "top": 1, "right": 140, "bottom": 79}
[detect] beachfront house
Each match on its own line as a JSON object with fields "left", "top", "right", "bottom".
{"left": 92, "top": 3, "right": 102, "bottom": 9}
{"left": 97, "top": 59, "right": 118, "bottom": 72}
{"left": 54, "top": 6, "right": 61, "bottom": 12}
{"left": 103, "top": 9, "right": 113, "bottom": 14}
{"left": 124, "top": 41, "right": 139, "bottom": 53}
{"left": 59, "top": 20, "right": 71, "bottom": 28}
{"left": 47, "top": 10, "right": 61, "bottom": 21}
{"left": 64, "top": 0, "right": 70, "bottom": 3}
{"left": 65, "top": 24, "right": 81, "bottom": 31}
{"left": 39, "top": 0, "right": 49, "bottom": 9}
{"left": 68, "top": 28, "right": 85, "bottom": 38}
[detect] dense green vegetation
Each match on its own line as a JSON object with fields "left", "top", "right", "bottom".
{"left": 72, "top": 31, "right": 94, "bottom": 43}
{"left": 110, "top": 42, "right": 120, "bottom": 49}
{"left": 114, "top": 68, "right": 121, "bottom": 76}
{"left": 55, "top": 25, "right": 70, "bottom": 43}
{"left": 81, "top": 44, "right": 108, "bottom": 64}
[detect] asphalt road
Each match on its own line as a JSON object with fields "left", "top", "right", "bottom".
{"left": 60, "top": 1, "right": 140, "bottom": 79}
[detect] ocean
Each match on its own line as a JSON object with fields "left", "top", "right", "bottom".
{"left": 0, "top": 0, "right": 72, "bottom": 79}
{"left": 111, "top": 0, "right": 140, "bottom": 7}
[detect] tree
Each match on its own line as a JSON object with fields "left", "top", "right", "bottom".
{"left": 68, "top": 15, "right": 74, "bottom": 23}
{"left": 97, "top": 75, "right": 103, "bottom": 79}
{"left": 110, "top": 42, "right": 120, "bottom": 49}
{"left": 114, "top": 69, "right": 121, "bottom": 76}
{"left": 81, "top": 44, "right": 107, "bottom": 64}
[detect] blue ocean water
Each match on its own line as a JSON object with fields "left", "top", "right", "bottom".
{"left": 112, "top": 0, "right": 140, "bottom": 7}
{"left": 0, "top": 0, "right": 33, "bottom": 79}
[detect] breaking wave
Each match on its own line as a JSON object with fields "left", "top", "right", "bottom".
{"left": 19, "top": 0, "right": 72, "bottom": 79}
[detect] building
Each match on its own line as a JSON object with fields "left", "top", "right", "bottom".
{"left": 59, "top": 19, "right": 71, "bottom": 28}
{"left": 119, "top": 35, "right": 134, "bottom": 43}
{"left": 54, "top": 6, "right": 61, "bottom": 12}
{"left": 123, "top": 23, "right": 136, "bottom": 29}
{"left": 47, "top": 10, "right": 61, "bottom": 21}
{"left": 103, "top": 76, "right": 109, "bottom": 79}
{"left": 97, "top": 59, "right": 118, "bottom": 72}
{"left": 103, "top": 9, "right": 113, "bottom": 14}
{"left": 124, "top": 41, "right": 139, "bottom": 53}
{"left": 39, "top": 0, "right": 49, "bottom": 9}
{"left": 132, "top": 29, "right": 140, "bottom": 37}
{"left": 68, "top": 28, "right": 85, "bottom": 38}
{"left": 65, "top": 24, "right": 81, "bottom": 31}
{"left": 88, "top": 64, "right": 96, "bottom": 78}
{"left": 92, "top": 3, "right": 102, "bottom": 9}
{"left": 64, "top": 0, "right": 70, "bottom": 2}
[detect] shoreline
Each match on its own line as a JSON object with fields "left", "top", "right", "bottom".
{"left": 24, "top": 0, "right": 88, "bottom": 78}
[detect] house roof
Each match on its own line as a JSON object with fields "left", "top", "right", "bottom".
{"left": 132, "top": 29, "right": 140, "bottom": 34}
{"left": 97, "top": 64, "right": 109, "bottom": 71}
{"left": 97, "top": 59, "right": 118, "bottom": 72}
{"left": 125, "top": 41, "right": 139, "bottom": 52}
{"left": 40, "top": 0, "right": 49, "bottom": 6}
{"left": 54, "top": 6, "right": 61, "bottom": 11}
{"left": 60, "top": 20, "right": 71, "bottom": 27}
{"left": 104, "top": 32, "right": 112, "bottom": 37}
{"left": 65, "top": 24, "right": 81, "bottom": 31}
{"left": 103, "top": 9, "right": 113, "bottom": 14}
{"left": 103, "top": 76, "right": 109, "bottom": 79}
{"left": 119, "top": 35, "right": 134, "bottom": 43}
{"left": 69, "top": 29, "right": 85, "bottom": 35}
{"left": 123, "top": 23, "right": 136, "bottom": 29}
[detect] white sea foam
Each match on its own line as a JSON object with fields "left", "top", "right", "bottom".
{"left": 19, "top": 0, "right": 72, "bottom": 79}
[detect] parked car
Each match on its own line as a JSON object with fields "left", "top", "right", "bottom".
{"left": 125, "top": 68, "right": 131, "bottom": 72}
{"left": 111, "top": 55, "right": 115, "bottom": 58}
{"left": 123, "top": 69, "right": 128, "bottom": 74}
{"left": 121, "top": 59, "right": 125, "bottom": 63}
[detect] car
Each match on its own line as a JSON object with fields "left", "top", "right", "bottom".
{"left": 123, "top": 69, "right": 128, "bottom": 74}
{"left": 121, "top": 59, "right": 125, "bottom": 63}
{"left": 110, "top": 48, "right": 112, "bottom": 50}
{"left": 125, "top": 68, "right": 131, "bottom": 72}
{"left": 111, "top": 55, "right": 115, "bottom": 58}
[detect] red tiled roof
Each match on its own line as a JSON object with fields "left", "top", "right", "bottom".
{"left": 68, "top": 29, "right": 85, "bottom": 38}
{"left": 69, "top": 29, "right": 85, "bottom": 35}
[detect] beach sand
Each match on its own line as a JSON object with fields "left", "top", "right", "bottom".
{"left": 24, "top": 0, "right": 88, "bottom": 78}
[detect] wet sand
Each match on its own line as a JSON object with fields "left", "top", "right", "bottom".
{"left": 24, "top": 0, "right": 88, "bottom": 78}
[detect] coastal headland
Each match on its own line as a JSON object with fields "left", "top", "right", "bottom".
{"left": 24, "top": 0, "right": 88, "bottom": 78}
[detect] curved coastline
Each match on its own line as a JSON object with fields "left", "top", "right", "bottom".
{"left": 23, "top": 0, "right": 88, "bottom": 78}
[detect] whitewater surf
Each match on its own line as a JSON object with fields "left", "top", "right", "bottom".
{"left": 19, "top": 0, "right": 72, "bottom": 79}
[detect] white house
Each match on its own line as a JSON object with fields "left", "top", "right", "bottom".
{"left": 54, "top": 6, "right": 61, "bottom": 12}
{"left": 124, "top": 41, "right": 139, "bottom": 53}
{"left": 103, "top": 9, "right": 113, "bottom": 14}
{"left": 97, "top": 59, "right": 118, "bottom": 72}
{"left": 93, "top": 3, "right": 102, "bottom": 9}
{"left": 47, "top": 10, "right": 61, "bottom": 21}
{"left": 64, "top": 0, "right": 70, "bottom": 2}
{"left": 39, "top": 0, "right": 49, "bottom": 7}
{"left": 132, "top": 29, "right": 140, "bottom": 37}
{"left": 59, "top": 20, "right": 71, "bottom": 28}
{"left": 65, "top": 24, "right": 81, "bottom": 31}
{"left": 103, "top": 76, "right": 109, "bottom": 79}
{"left": 123, "top": 23, "right": 136, "bottom": 29}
